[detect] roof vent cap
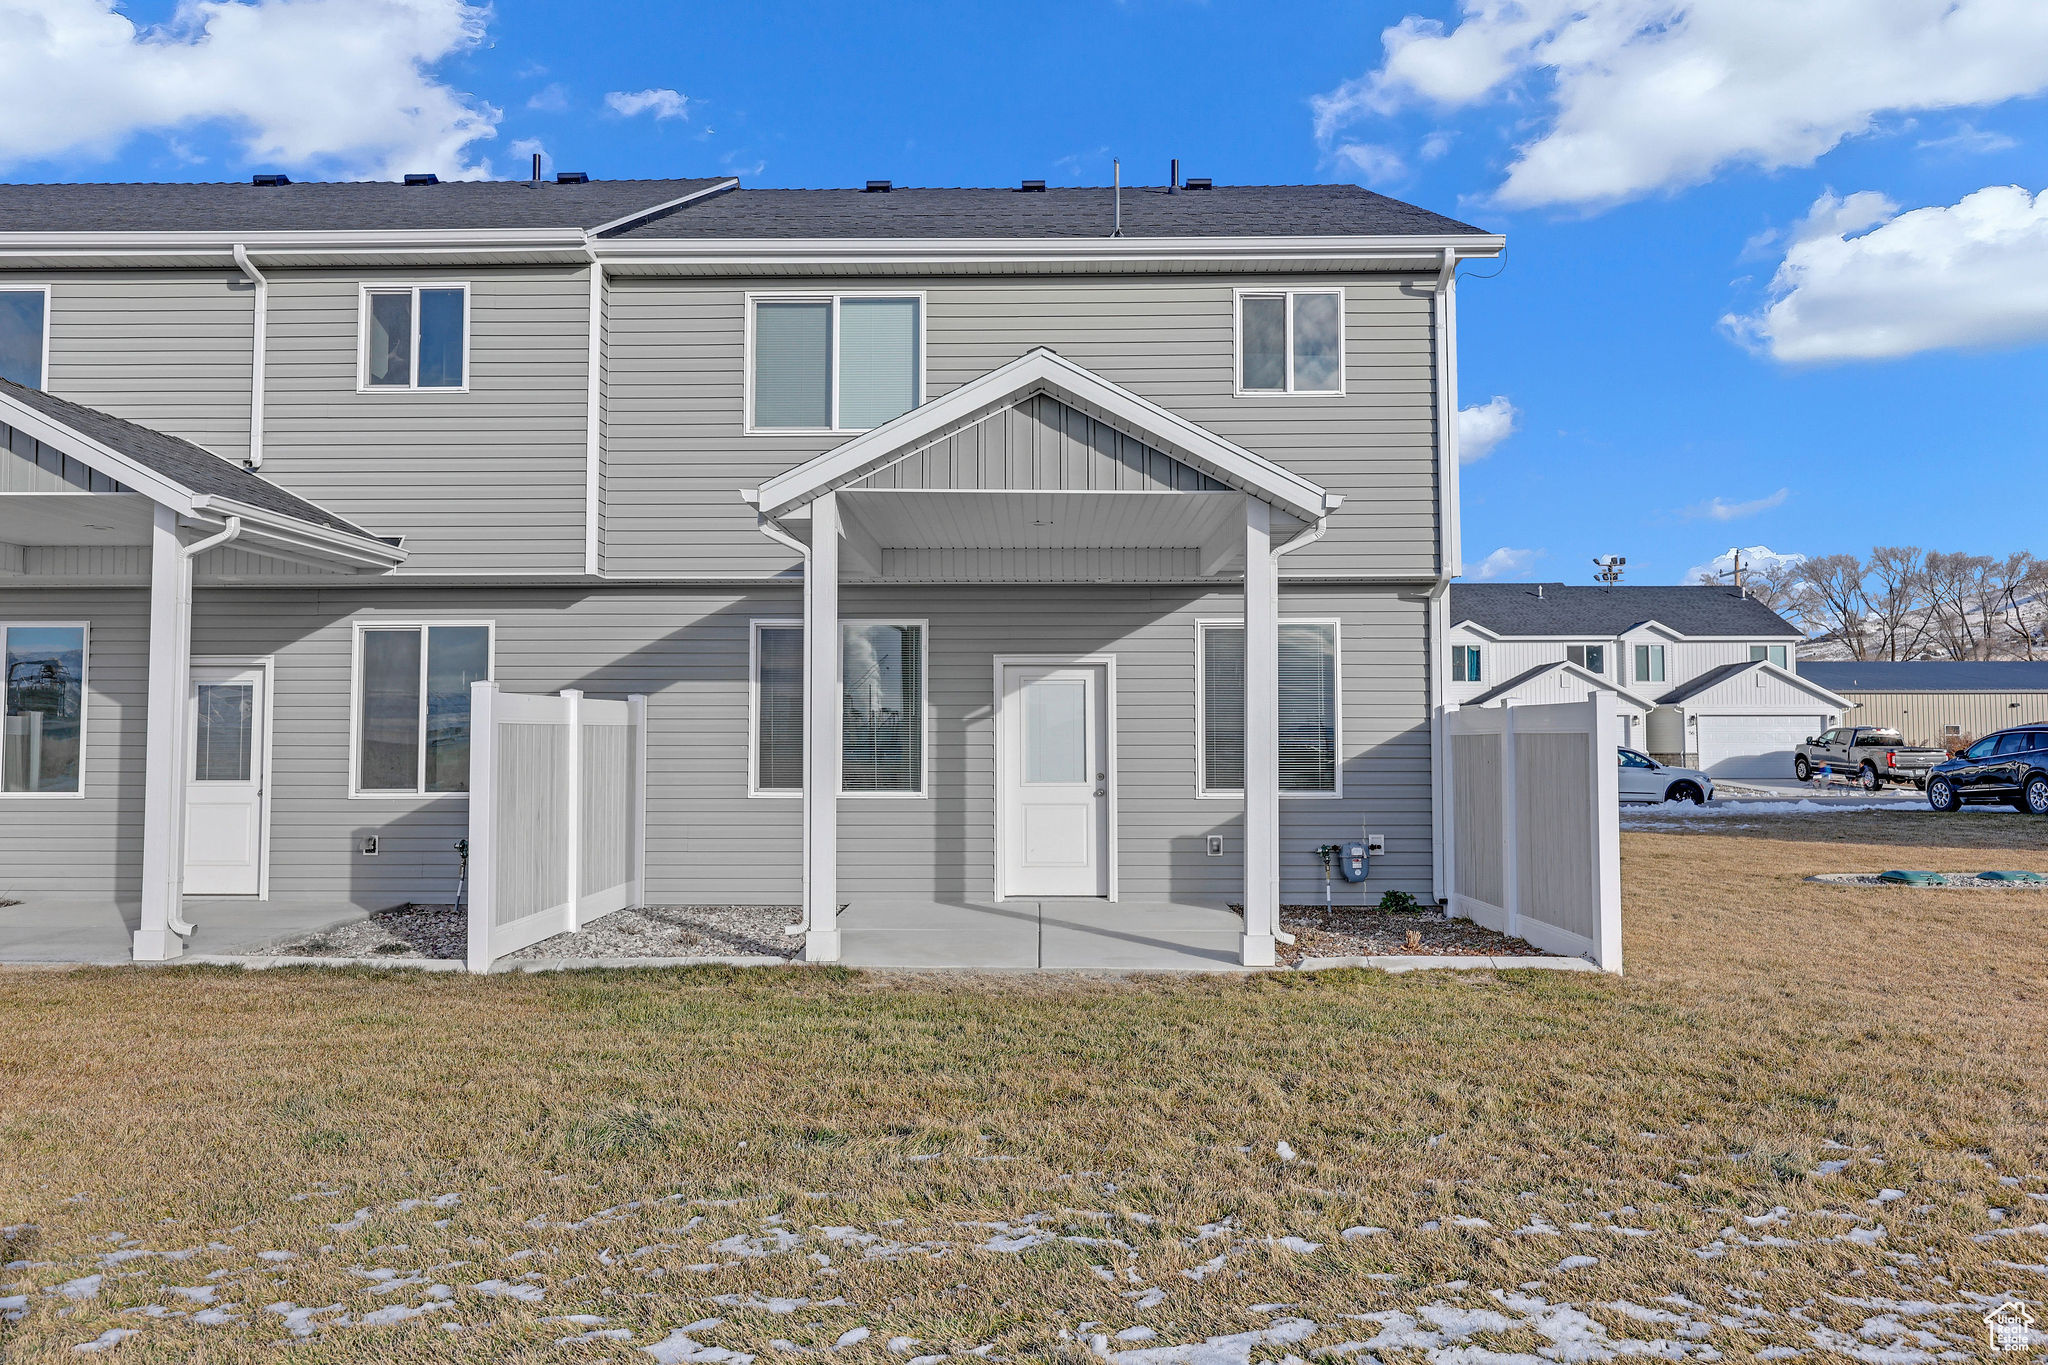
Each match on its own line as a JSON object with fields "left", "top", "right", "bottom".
{"left": 1184, "top": 177, "right": 1212, "bottom": 190}
{"left": 864, "top": 179, "right": 892, "bottom": 192}
{"left": 1017, "top": 178, "right": 1046, "bottom": 192}
{"left": 555, "top": 171, "right": 589, "bottom": 184}
{"left": 250, "top": 173, "right": 290, "bottom": 187}
{"left": 403, "top": 172, "right": 439, "bottom": 186}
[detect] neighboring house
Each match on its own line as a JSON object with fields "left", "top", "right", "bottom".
{"left": 1448, "top": 584, "right": 1850, "bottom": 778}
{"left": 0, "top": 174, "right": 1501, "bottom": 967}
{"left": 1801, "top": 661, "right": 2048, "bottom": 749}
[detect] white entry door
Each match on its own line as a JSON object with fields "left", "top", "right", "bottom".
{"left": 1001, "top": 663, "right": 1110, "bottom": 898}
{"left": 184, "top": 665, "right": 268, "bottom": 896}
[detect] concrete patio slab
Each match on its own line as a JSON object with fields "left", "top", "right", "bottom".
{"left": 0, "top": 894, "right": 374, "bottom": 965}
{"left": 835, "top": 896, "right": 1249, "bottom": 971}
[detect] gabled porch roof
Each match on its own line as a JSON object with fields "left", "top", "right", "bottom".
{"left": 0, "top": 379, "right": 404, "bottom": 571}
{"left": 746, "top": 348, "right": 1337, "bottom": 526}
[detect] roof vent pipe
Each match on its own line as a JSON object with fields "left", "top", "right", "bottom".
{"left": 531, "top": 152, "right": 542, "bottom": 184}
{"left": 1169, "top": 158, "right": 1179, "bottom": 194}
{"left": 1111, "top": 158, "right": 1122, "bottom": 237}
{"left": 1536, "top": 584, "right": 1545, "bottom": 599}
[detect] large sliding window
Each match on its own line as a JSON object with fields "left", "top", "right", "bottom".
{"left": 749, "top": 293, "right": 923, "bottom": 432}
{"left": 1198, "top": 620, "right": 1341, "bottom": 797}
{"left": 750, "top": 620, "right": 928, "bottom": 796}
{"left": 360, "top": 283, "right": 467, "bottom": 391}
{"left": 352, "top": 622, "right": 493, "bottom": 795}
{"left": 2, "top": 623, "right": 86, "bottom": 796}
{"left": 1237, "top": 289, "right": 1344, "bottom": 395}
{"left": 0, "top": 288, "right": 48, "bottom": 389}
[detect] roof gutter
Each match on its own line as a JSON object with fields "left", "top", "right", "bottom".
{"left": 231, "top": 245, "right": 267, "bottom": 468}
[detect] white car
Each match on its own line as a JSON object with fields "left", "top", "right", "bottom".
{"left": 1618, "top": 747, "right": 1714, "bottom": 805}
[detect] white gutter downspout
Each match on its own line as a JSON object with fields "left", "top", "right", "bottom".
{"left": 744, "top": 492, "right": 815, "bottom": 940}
{"left": 231, "top": 246, "right": 267, "bottom": 468}
{"left": 163, "top": 514, "right": 244, "bottom": 939}
{"left": 584, "top": 253, "right": 605, "bottom": 576}
{"left": 1424, "top": 246, "right": 1460, "bottom": 907}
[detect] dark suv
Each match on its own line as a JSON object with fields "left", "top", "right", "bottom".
{"left": 1926, "top": 726, "right": 2048, "bottom": 814}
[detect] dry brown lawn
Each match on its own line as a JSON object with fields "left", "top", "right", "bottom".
{"left": 2, "top": 810, "right": 2045, "bottom": 1362}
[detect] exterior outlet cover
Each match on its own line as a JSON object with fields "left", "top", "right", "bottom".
{"left": 361, "top": 836, "right": 379, "bottom": 856}
{"left": 1205, "top": 835, "right": 1224, "bottom": 857}
{"left": 1366, "top": 833, "right": 1385, "bottom": 856}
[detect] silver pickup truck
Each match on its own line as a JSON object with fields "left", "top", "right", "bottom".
{"left": 1794, "top": 726, "right": 1944, "bottom": 790}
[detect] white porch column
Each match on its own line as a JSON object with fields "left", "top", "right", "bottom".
{"left": 1242, "top": 496, "right": 1279, "bottom": 967}
{"left": 803, "top": 491, "right": 842, "bottom": 962}
{"left": 136, "top": 503, "right": 193, "bottom": 961}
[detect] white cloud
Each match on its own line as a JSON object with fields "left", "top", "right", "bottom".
{"left": 1332, "top": 142, "right": 1406, "bottom": 184}
{"left": 1916, "top": 122, "right": 2019, "bottom": 155}
{"left": 1724, "top": 183, "right": 2048, "bottom": 362}
{"left": 1313, "top": 0, "right": 2048, "bottom": 211}
{"left": 1456, "top": 395, "right": 1518, "bottom": 463}
{"left": 1471, "top": 546, "right": 1544, "bottom": 581}
{"left": 526, "top": 83, "right": 569, "bottom": 114}
{"left": 1685, "top": 487, "right": 1789, "bottom": 521}
{"left": 605, "top": 88, "right": 689, "bottom": 120}
{"left": 0, "top": 0, "right": 498, "bottom": 179}
{"left": 1681, "top": 545, "right": 1806, "bottom": 587}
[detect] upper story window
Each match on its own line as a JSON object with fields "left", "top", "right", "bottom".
{"left": 1749, "top": 644, "right": 1788, "bottom": 668}
{"left": 3, "top": 623, "right": 85, "bottom": 797}
{"left": 1237, "top": 289, "right": 1344, "bottom": 395}
{"left": 1567, "top": 644, "right": 1606, "bottom": 674}
{"left": 0, "top": 288, "right": 49, "bottom": 389}
{"left": 749, "top": 293, "right": 923, "bottom": 433}
{"left": 352, "top": 621, "right": 492, "bottom": 796}
{"left": 1633, "top": 643, "right": 1666, "bottom": 684}
{"left": 1451, "top": 644, "right": 1483, "bottom": 683}
{"left": 360, "top": 284, "right": 467, "bottom": 391}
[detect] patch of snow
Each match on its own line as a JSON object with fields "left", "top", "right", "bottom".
{"left": 1276, "top": 1142, "right": 1298, "bottom": 1163}
{"left": 835, "top": 1328, "right": 870, "bottom": 1348}
{"left": 644, "top": 1319, "right": 755, "bottom": 1364}
{"left": 1556, "top": 1255, "right": 1600, "bottom": 1271}
{"left": 471, "top": 1279, "right": 545, "bottom": 1301}
{"left": 1093, "top": 1316, "right": 1316, "bottom": 1365}
{"left": 55, "top": 1275, "right": 104, "bottom": 1299}
{"left": 1340, "top": 1226, "right": 1386, "bottom": 1240}
{"left": 72, "top": 1328, "right": 140, "bottom": 1353}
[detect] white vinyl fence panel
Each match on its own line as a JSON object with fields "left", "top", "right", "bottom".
{"left": 1447, "top": 696, "right": 1622, "bottom": 971}
{"left": 468, "top": 684, "right": 647, "bottom": 973}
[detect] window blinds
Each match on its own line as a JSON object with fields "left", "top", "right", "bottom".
{"left": 754, "top": 301, "right": 831, "bottom": 428}
{"left": 837, "top": 298, "right": 918, "bottom": 429}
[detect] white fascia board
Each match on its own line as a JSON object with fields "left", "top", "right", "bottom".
{"left": 594, "top": 232, "right": 1505, "bottom": 271}
{"left": 188, "top": 496, "right": 406, "bottom": 569}
{"left": 754, "top": 348, "right": 1332, "bottom": 522}
{"left": 1750, "top": 660, "right": 1850, "bottom": 708}
{"left": 0, "top": 227, "right": 591, "bottom": 265}
{"left": 1450, "top": 621, "right": 1503, "bottom": 641}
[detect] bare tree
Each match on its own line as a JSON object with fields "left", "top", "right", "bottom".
{"left": 1983, "top": 551, "right": 2048, "bottom": 660}
{"left": 1923, "top": 551, "right": 1996, "bottom": 660}
{"left": 1864, "top": 545, "right": 1932, "bottom": 660}
{"left": 1796, "top": 553, "right": 1870, "bottom": 659}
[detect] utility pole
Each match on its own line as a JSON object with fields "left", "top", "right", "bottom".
{"left": 1592, "top": 555, "right": 1625, "bottom": 586}
{"left": 1716, "top": 547, "right": 1748, "bottom": 597}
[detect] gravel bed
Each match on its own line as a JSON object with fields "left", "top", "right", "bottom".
{"left": 1807, "top": 872, "right": 2048, "bottom": 889}
{"left": 262, "top": 903, "right": 802, "bottom": 961}
{"left": 1275, "top": 904, "right": 1542, "bottom": 964}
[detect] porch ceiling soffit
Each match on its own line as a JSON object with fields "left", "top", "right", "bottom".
{"left": 0, "top": 381, "right": 404, "bottom": 571}
{"left": 747, "top": 348, "right": 1336, "bottom": 526}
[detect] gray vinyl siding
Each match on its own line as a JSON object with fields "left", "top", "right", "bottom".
{"left": 0, "top": 581, "right": 1431, "bottom": 909}
{"left": 42, "top": 272, "right": 257, "bottom": 463}
{"left": 256, "top": 266, "right": 593, "bottom": 575}
{"left": 0, "top": 588, "right": 148, "bottom": 897}
{"left": 603, "top": 275, "right": 1438, "bottom": 580}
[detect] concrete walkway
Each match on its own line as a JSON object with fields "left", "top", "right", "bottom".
{"left": 835, "top": 897, "right": 1247, "bottom": 970}
{"left": 0, "top": 895, "right": 370, "bottom": 965}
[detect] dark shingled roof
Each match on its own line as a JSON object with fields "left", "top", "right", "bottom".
{"left": 0, "top": 179, "right": 1489, "bottom": 240}
{"left": 0, "top": 178, "right": 728, "bottom": 234}
{"left": 606, "top": 183, "right": 1489, "bottom": 239}
{"left": 0, "top": 378, "right": 373, "bottom": 538}
{"left": 1801, "top": 661, "right": 2048, "bottom": 693}
{"left": 1452, "top": 584, "right": 1800, "bottom": 639}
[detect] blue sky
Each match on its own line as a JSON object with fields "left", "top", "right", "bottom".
{"left": 6, "top": 0, "right": 2047, "bottom": 587}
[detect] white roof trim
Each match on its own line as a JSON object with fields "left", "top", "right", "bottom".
{"left": 597, "top": 233, "right": 1503, "bottom": 271}
{"left": 588, "top": 178, "right": 740, "bottom": 237}
{"left": 1473, "top": 660, "right": 1657, "bottom": 713}
{"left": 752, "top": 348, "right": 1335, "bottom": 522}
{"left": 1668, "top": 660, "right": 1851, "bottom": 710}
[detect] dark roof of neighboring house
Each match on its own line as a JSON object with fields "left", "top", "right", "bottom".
{"left": 0, "top": 178, "right": 729, "bottom": 234}
{"left": 1801, "top": 661, "right": 2048, "bottom": 693}
{"left": 0, "top": 378, "right": 371, "bottom": 537}
{"left": 606, "top": 183, "right": 1488, "bottom": 239}
{"left": 1452, "top": 584, "right": 1801, "bottom": 639}
{"left": 0, "top": 179, "right": 1489, "bottom": 240}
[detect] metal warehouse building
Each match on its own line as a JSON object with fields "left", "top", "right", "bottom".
{"left": 1800, "top": 661, "right": 2048, "bottom": 749}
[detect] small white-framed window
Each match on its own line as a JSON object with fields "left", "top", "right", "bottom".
{"left": 0, "top": 286, "right": 50, "bottom": 390}
{"left": 350, "top": 621, "right": 493, "bottom": 796}
{"left": 358, "top": 283, "right": 468, "bottom": 391}
{"left": 3, "top": 622, "right": 87, "bottom": 797}
{"left": 1451, "top": 643, "right": 1483, "bottom": 683}
{"left": 747, "top": 292, "right": 924, "bottom": 433}
{"left": 748, "top": 618, "right": 930, "bottom": 797}
{"left": 1633, "top": 643, "right": 1666, "bottom": 684}
{"left": 1567, "top": 643, "right": 1606, "bottom": 674}
{"left": 1197, "top": 619, "right": 1342, "bottom": 798}
{"left": 1749, "top": 644, "right": 1788, "bottom": 668}
{"left": 1235, "top": 288, "right": 1345, "bottom": 395}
